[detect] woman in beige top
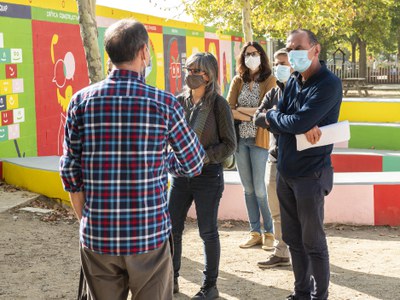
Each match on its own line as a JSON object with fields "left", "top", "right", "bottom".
{"left": 227, "top": 42, "right": 276, "bottom": 250}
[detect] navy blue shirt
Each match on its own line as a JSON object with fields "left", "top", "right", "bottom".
{"left": 266, "top": 63, "right": 342, "bottom": 177}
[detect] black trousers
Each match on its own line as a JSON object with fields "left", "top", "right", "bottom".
{"left": 277, "top": 167, "right": 333, "bottom": 300}
{"left": 168, "top": 164, "right": 224, "bottom": 285}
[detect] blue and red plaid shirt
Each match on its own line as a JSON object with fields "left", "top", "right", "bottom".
{"left": 60, "top": 69, "right": 204, "bottom": 255}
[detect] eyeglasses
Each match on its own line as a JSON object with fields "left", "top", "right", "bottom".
{"left": 244, "top": 51, "right": 260, "bottom": 57}
{"left": 184, "top": 67, "right": 205, "bottom": 75}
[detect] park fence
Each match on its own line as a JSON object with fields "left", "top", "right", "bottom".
{"left": 327, "top": 62, "right": 400, "bottom": 84}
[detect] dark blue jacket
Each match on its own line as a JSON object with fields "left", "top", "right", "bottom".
{"left": 266, "top": 63, "right": 342, "bottom": 177}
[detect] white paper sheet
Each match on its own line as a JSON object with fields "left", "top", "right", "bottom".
{"left": 296, "top": 120, "right": 350, "bottom": 151}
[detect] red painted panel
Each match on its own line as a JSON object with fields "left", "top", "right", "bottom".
{"left": 1, "top": 110, "right": 13, "bottom": 125}
{"left": 144, "top": 24, "right": 162, "bottom": 33}
{"left": 231, "top": 36, "right": 242, "bottom": 42}
{"left": 374, "top": 185, "right": 400, "bottom": 226}
{"left": 32, "top": 21, "right": 89, "bottom": 156}
{"left": 5, "top": 64, "right": 17, "bottom": 78}
{"left": 331, "top": 154, "right": 382, "bottom": 172}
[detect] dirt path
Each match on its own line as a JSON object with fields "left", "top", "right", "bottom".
{"left": 0, "top": 186, "right": 399, "bottom": 300}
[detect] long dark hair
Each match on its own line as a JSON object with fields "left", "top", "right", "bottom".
{"left": 182, "top": 52, "right": 220, "bottom": 106}
{"left": 236, "top": 41, "right": 272, "bottom": 83}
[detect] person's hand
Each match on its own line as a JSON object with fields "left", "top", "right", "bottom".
{"left": 305, "top": 126, "right": 321, "bottom": 144}
{"left": 264, "top": 106, "right": 276, "bottom": 126}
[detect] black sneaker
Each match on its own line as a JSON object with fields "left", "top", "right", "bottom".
{"left": 286, "top": 294, "right": 297, "bottom": 300}
{"left": 191, "top": 285, "right": 219, "bottom": 299}
{"left": 173, "top": 278, "right": 179, "bottom": 294}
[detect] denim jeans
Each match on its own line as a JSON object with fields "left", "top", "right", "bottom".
{"left": 168, "top": 164, "right": 224, "bottom": 285}
{"left": 235, "top": 137, "right": 273, "bottom": 233}
{"left": 277, "top": 166, "right": 334, "bottom": 300}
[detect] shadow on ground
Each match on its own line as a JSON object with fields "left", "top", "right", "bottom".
{"left": 331, "top": 264, "right": 400, "bottom": 300}
{"left": 174, "top": 256, "right": 291, "bottom": 300}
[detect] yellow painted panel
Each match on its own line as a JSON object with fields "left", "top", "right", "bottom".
{"left": 339, "top": 102, "right": 400, "bottom": 123}
{"left": 149, "top": 32, "right": 165, "bottom": 89}
{"left": 96, "top": 5, "right": 164, "bottom": 26}
{"left": 6, "top": 94, "right": 19, "bottom": 109}
{"left": 3, "top": 162, "right": 70, "bottom": 204}
{"left": 0, "top": 80, "right": 12, "bottom": 95}
{"left": 96, "top": 5, "right": 203, "bottom": 31}
{"left": 180, "top": 22, "right": 204, "bottom": 32}
{"left": 5, "top": 0, "right": 78, "bottom": 12}
{"left": 186, "top": 36, "right": 205, "bottom": 57}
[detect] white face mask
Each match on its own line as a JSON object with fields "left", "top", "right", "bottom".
{"left": 144, "top": 59, "right": 152, "bottom": 78}
{"left": 274, "top": 65, "right": 291, "bottom": 83}
{"left": 245, "top": 55, "right": 261, "bottom": 71}
{"left": 143, "top": 46, "right": 152, "bottom": 78}
{"left": 288, "top": 46, "right": 315, "bottom": 73}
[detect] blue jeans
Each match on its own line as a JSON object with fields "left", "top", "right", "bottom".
{"left": 168, "top": 164, "right": 224, "bottom": 285}
{"left": 235, "top": 137, "right": 273, "bottom": 234}
{"left": 277, "top": 166, "right": 334, "bottom": 300}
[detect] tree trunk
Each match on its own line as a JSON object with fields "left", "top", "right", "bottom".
{"left": 76, "top": 0, "right": 103, "bottom": 84}
{"left": 241, "top": 0, "right": 252, "bottom": 42}
{"left": 319, "top": 41, "right": 328, "bottom": 62}
{"left": 397, "top": 27, "right": 400, "bottom": 62}
{"left": 351, "top": 40, "right": 357, "bottom": 64}
{"left": 357, "top": 38, "right": 367, "bottom": 78}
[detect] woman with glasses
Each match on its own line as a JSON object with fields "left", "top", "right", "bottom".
{"left": 227, "top": 42, "right": 276, "bottom": 251}
{"left": 168, "top": 52, "right": 236, "bottom": 299}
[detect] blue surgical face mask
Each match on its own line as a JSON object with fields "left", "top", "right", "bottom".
{"left": 274, "top": 65, "right": 291, "bottom": 83}
{"left": 288, "top": 46, "right": 315, "bottom": 73}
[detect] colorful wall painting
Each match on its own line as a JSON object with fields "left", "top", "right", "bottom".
{"left": 163, "top": 27, "right": 186, "bottom": 95}
{"left": 0, "top": 2, "right": 254, "bottom": 159}
{"left": 231, "top": 35, "right": 243, "bottom": 80}
{"left": 0, "top": 4, "right": 35, "bottom": 158}
{"left": 218, "top": 34, "right": 233, "bottom": 97}
{"left": 32, "top": 15, "right": 88, "bottom": 156}
{"left": 146, "top": 24, "right": 165, "bottom": 89}
{"left": 186, "top": 29, "right": 205, "bottom": 57}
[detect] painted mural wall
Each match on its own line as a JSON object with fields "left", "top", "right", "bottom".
{"left": 0, "top": 1, "right": 268, "bottom": 159}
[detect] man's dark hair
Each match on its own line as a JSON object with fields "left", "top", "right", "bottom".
{"left": 104, "top": 19, "right": 149, "bottom": 64}
{"left": 289, "top": 29, "right": 319, "bottom": 45}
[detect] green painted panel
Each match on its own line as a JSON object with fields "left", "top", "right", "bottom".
{"left": 205, "top": 26, "right": 217, "bottom": 33}
{"left": 224, "top": 29, "right": 243, "bottom": 37}
{"left": 163, "top": 26, "right": 186, "bottom": 36}
{"left": 0, "top": 17, "right": 36, "bottom": 158}
{"left": 98, "top": 27, "right": 106, "bottom": 70}
{"left": 187, "top": 30, "right": 204, "bottom": 38}
{"left": 349, "top": 124, "right": 400, "bottom": 150}
{"left": 383, "top": 156, "right": 400, "bottom": 171}
{"left": 31, "top": 7, "right": 78, "bottom": 24}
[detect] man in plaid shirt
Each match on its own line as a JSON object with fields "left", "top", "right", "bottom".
{"left": 60, "top": 19, "right": 204, "bottom": 300}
